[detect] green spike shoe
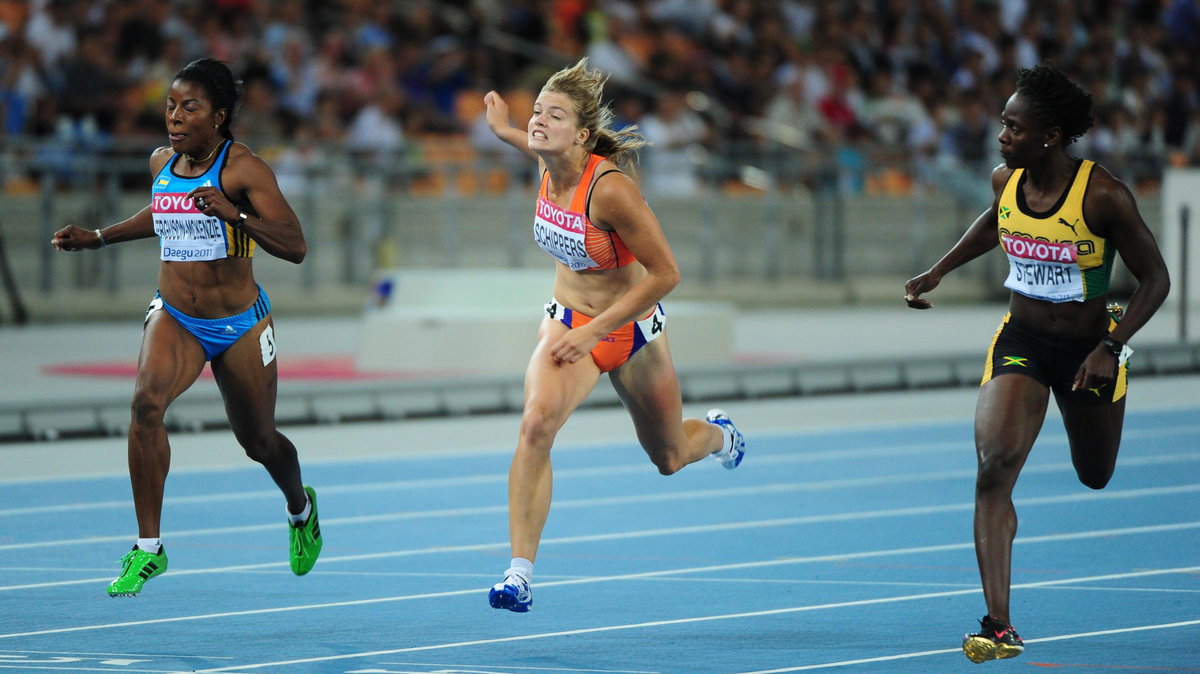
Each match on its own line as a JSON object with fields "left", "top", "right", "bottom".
{"left": 107, "top": 545, "right": 167, "bottom": 597}
{"left": 289, "top": 485, "right": 322, "bottom": 576}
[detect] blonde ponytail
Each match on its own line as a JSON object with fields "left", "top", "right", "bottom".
{"left": 542, "top": 58, "right": 648, "bottom": 168}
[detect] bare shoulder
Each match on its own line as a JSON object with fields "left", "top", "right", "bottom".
{"left": 223, "top": 141, "right": 277, "bottom": 184}
{"left": 989, "top": 162, "right": 1014, "bottom": 193}
{"left": 588, "top": 160, "right": 656, "bottom": 233}
{"left": 224, "top": 141, "right": 268, "bottom": 168}
{"left": 589, "top": 158, "right": 640, "bottom": 204}
{"left": 1085, "top": 161, "right": 1135, "bottom": 204}
{"left": 149, "top": 146, "right": 174, "bottom": 174}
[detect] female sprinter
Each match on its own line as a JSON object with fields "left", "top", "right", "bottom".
{"left": 482, "top": 58, "right": 746, "bottom": 612}
{"left": 904, "top": 64, "right": 1169, "bottom": 662}
{"left": 51, "top": 58, "right": 322, "bottom": 596}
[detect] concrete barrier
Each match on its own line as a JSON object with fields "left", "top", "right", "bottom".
{"left": 356, "top": 269, "right": 734, "bottom": 374}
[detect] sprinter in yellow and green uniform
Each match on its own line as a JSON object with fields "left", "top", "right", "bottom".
{"left": 904, "top": 64, "right": 1170, "bottom": 663}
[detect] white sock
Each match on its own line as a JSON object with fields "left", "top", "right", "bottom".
{"left": 137, "top": 537, "right": 162, "bottom": 554}
{"left": 711, "top": 423, "right": 734, "bottom": 455}
{"left": 288, "top": 497, "right": 311, "bottom": 526}
{"left": 507, "top": 557, "right": 533, "bottom": 583}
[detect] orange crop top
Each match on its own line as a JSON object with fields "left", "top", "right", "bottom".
{"left": 533, "top": 153, "right": 636, "bottom": 271}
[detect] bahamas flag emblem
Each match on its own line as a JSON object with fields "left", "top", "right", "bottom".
{"left": 998, "top": 205, "right": 1011, "bottom": 220}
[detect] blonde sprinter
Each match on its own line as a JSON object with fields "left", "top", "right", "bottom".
{"left": 482, "top": 59, "right": 746, "bottom": 612}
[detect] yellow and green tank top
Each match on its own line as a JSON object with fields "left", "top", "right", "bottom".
{"left": 996, "top": 159, "right": 1114, "bottom": 302}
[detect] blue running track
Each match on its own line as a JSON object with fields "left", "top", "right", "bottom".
{"left": 0, "top": 407, "right": 1197, "bottom": 673}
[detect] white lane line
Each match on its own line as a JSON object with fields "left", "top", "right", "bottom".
{"left": 362, "top": 664, "right": 657, "bottom": 673}
{"left": 1, "top": 490, "right": 1197, "bottom": 593}
{"left": 739, "top": 648, "right": 965, "bottom": 673}
{"left": 736, "top": 619, "right": 1200, "bottom": 672}
{"left": 3, "top": 424, "right": 1195, "bottom": 518}
{"left": 0, "top": 648, "right": 232, "bottom": 658}
{"left": 1, "top": 524, "right": 1196, "bottom": 641}
{"left": 2, "top": 460, "right": 1197, "bottom": 553}
{"left": 4, "top": 443, "right": 956, "bottom": 517}
{"left": 181, "top": 568, "right": 1200, "bottom": 672}
{"left": 0, "top": 662, "right": 177, "bottom": 666}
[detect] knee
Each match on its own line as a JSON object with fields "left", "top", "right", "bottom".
{"left": 1076, "top": 467, "right": 1113, "bottom": 490}
{"left": 646, "top": 445, "right": 685, "bottom": 476}
{"left": 236, "top": 430, "right": 280, "bottom": 464}
{"left": 654, "top": 458, "right": 684, "bottom": 476}
{"left": 518, "top": 404, "right": 561, "bottom": 449}
{"left": 975, "top": 449, "right": 1021, "bottom": 495}
{"left": 129, "top": 391, "right": 167, "bottom": 431}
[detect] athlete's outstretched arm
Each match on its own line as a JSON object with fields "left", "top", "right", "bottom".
{"left": 484, "top": 91, "right": 537, "bottom": 159}
{"left": 51, "top": 148, "right": 172, "bottom": 251}
{"left": 905, "top": 165, "right": 1010, "bottom": 309}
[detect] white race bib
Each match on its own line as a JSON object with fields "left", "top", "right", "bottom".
{"left": 534, "top": 197, "right": 598, "bottom": 271}
{"left": 153, "top": 192, "right": 228, "bottom": 262}
{"left": 1000, "top": 234, "right": 1083, "bottom": 303}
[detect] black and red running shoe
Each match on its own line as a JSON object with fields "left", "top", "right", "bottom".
{"left": 963, "top": 615, "right": 1024, "bottom": 663}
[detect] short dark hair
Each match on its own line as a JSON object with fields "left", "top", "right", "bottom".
{"left": 173, "top": 58, "right": 240, "bottom": 140}
{"left": 1015, "top": 64, "right": 1094, "bottom": 145}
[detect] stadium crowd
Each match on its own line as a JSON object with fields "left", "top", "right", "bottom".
{"left": 1, "top": 0, "right": 1198, "bottom": 196}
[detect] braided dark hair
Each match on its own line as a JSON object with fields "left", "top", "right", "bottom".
{"left": 1015, "top": 64, "right": 1094, "bottom": 145}
{"left": 173, "top": 58, "right": 240, "bottom": 140}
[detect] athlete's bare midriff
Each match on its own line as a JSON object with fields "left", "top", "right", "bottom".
{"left": 1008, "top": 292, "right": 1110, "bottom": 339}
{"left": 552, "top": 261, "right": 648, "bottom": 316}
{"left": 157, "top": 257, "right": 259, "bottom": 318}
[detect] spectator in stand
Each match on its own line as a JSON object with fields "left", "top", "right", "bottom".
{"left": 639, "top": 88, "right": 709, "bottom": 196}
{"left": 345, "top": 84, "right": 406, "bottom": 160}
{"left": 0, "top": 0, "right": 1193, "bottom": 203}
{"left": 0, "top": 35, "right": 47, "bottom": 137}
{"left": 817, "top": 62, "right": 864, "bottom": 142}
{"left": 24, "top": 0, "right": 75, "bottom": 75}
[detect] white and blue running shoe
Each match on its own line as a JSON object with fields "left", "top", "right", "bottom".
{"left": 706, "top": 408, "right": 746, "bottom": 469}
{"left": 488, "top": 573, "right": 532, "bottom": 612}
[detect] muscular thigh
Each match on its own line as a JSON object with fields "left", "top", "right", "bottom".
{"left": 975, "top": 373, "right": 1050, "bottom": 468}
{"left": 1055, "top": 392, "right": 1125, "bottom": 479}
{"left": 211, "top": 315, "right": 278, "bottom": 432}
{"left": 136, "top": 308, "right": 209, "bottom": 405}
{"left": 608, "top": 334, "right": 685, "bottom": 450}
{"left": 523, "top": 319, "right": 602, "bottom": 427}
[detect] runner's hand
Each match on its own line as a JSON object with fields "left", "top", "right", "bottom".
{"left": 903, "top": 272, "right": 940, "bottom": 309}
{"left": 550, "top": 327, "right": 600, "bottom": 366}
{"left": 186, "top": 187, "right": 233, "bottom": 222}
{"left": 1072, "top": 345, "right": 1118, "bottom": 391}
{"left": 484, "top": 91, "right": 511, "bottom": 135}
{"left": 50, "top": 225, "right": 102, "bottom": 251}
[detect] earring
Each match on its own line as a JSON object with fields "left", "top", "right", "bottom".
{"left": 1043, "top": 143, "right": 1049, "bottom": 148}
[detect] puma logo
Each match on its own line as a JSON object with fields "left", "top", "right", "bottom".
{"left": 1058, "top": 217, "right": 1079, "bottom": 235}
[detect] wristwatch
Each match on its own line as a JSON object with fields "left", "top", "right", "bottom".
{"left": 1101, "top": 335, "right": 1133, "bottom": 366}
{"left": 1100, "top": 336, "right": 1123, "bottom": 357}
{"left": 236, "top": 212, "right": 249, "bottom": 228}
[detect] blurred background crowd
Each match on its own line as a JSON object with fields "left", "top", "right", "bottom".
{"left": 1, "top": 0, "right": 1199, "bottom": 321}
{"left": 3, "top": 0, "right": 1199, "bottom": 195}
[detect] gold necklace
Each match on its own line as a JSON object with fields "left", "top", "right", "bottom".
{"left": 184, "top": 141, "right": 221, "bottom": 164}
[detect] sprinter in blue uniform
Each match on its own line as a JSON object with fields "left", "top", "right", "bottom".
{"left": 51, "top": 58, "right": 322, "bottom": 596}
